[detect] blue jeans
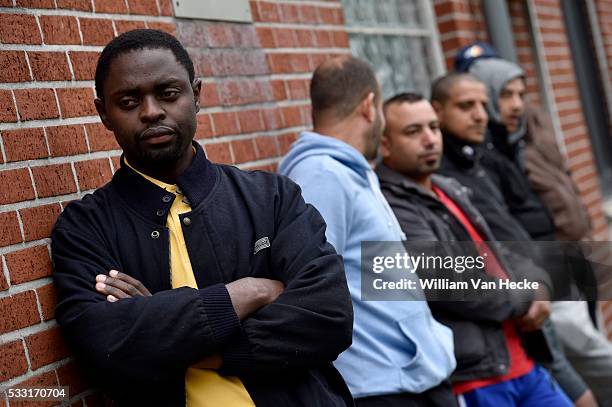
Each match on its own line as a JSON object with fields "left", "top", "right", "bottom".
{"left": 458, "top": 366, "right": 573, "bottom": 407}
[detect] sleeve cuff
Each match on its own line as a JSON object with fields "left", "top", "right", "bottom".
{"left": 218, "top": 332, "right": 255, "bottom": 376}
{"left": 198, "top": 283, "right": 241, "bottom": 344}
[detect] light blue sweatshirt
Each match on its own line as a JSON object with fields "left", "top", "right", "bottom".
{"left": 279, "top": 132, "right": 456, "bottom": 398}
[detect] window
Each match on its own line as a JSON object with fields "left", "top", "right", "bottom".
{"left": 341, "top": 0, "right": 445, "bottom": 98}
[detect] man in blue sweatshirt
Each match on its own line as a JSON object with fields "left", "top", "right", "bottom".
{"left": 279, "top": 56, "right": 457, "bottom": 406}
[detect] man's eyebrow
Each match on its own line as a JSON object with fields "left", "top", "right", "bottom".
{"left": 110, "top": 78, "right": 186, "bottom": 97}
{"left": 401, "top": 123, "right": 422, "bottom": 132}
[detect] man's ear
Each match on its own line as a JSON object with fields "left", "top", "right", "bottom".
{"left": 94, "top": 98, "right": 113, "bottom": 131}
{"left": 358, "top": 92, "right": 376, "bottom": 123}
{"left": 380, "top": 133, "right": 392, "bottom": 159}
{"left": 192, "top": 78, "right": 202, "bottom": 111}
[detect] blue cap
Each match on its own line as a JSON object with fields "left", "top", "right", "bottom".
{"left": 454, "top": 42, "right": 500, "bottom": 72}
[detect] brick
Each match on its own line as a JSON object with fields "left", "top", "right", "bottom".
{"left": 47, "top": 125, "right": 89, "bottom": 157}
{"left": 159, "top": 0, "right": 173, "bottom": 16}
{"left": 332, "top": 31, "right": 349, "bottom": 48}
{"left": 57, "top": 88, "right": 97, "bottom": 118}
{"left": 57, "top": 0, "right": 93, "bottom": 11}
{"left": 211, "top": 111, "right": 239, "bottom": 136}
{"left": 0, "top": 169, "right": 35, "bottom": 204}
{"left": 0, "top": 90, "right": 17, "bottom": 123}
{"left": 238, "top": 109, "right": 264, "bottom": 133}
{"left": 146, "top": 21, "right": 176, "bottom": 36}
{"left": 287, "top": 79, "right": 309, "bottom": 100}
{"left": 36, "top": 283, "right": 57, "bottom": 321}
{"left": 80, "top": 18, "right": 114, "bottom": 46}
{"left": 94, "top": 0, "right": 128, "bottom": 13}
{"left": 205, "top": 142, "right": 232, "bottom": 164}
{"left": 278, "top": 132, "right": 298, "bottom": 154}
{"left": 69, "top": 51, "right": 99, "bottom": 81}
{"left": 57, "top": 361, "right": 91, "bottom": 397}
{"left": 262, "top": 108, "right": 282, "bottom": 130}
{"left": 300, "top": 5, "right": 318, "bottom": 24}
{"left": 28, "top": 52, "right": 72, "bottom": 81}
{"left": 207, "top": 24, "right": 234, "bottom": 48}
{"left": 20, "top": 203, "right": 61, "bottom": 241}
{"left": 26, "top": 327, "right": 71, "bottom": 370}
{"left": 6, "top": 245, "right": 52, "bottom": 284}
{"left": 254, "top": 136, "right": 278, "bottom": 159}
{"left": 14, "top": 88, "right": 59, "bottom": 121}
{"left": 75, "top": 158, "right": 113, "bottom": 190}
{"left": 0, "top": 341, "right": 28, "bottom": 382}
{"left": 11, "top": 371, "right": 58, "bottom": 407}
{"left": 2, "top": 128, "right": 48, "bottom": 162}
{"left": 0, "top": 51, "right": 31, "bottom": 83}
{"left": 127, "top": 0, "right": 159, "bottom": 15}
{"left": 16, "top": 0, "right": 54, "bottom": 7}
{"left": 279, "top": 3, "right": 300, "bottom": 23}
{"left": 315, "top": 30, "right": 334, "bottom": 48}
{"left": 86, "top": 123, "right": 119, "bottom": 152}
{"left": 275, "top": 28, "right": 297, "bottom": 48}
{"left": 32, "top": 164, "right": 77, "bottom": 198}
{"left": 257, "top": 1, "right": 280, "bottom": 22}
{"left": 256, "top": 27, "right": 275, "bottom": 48}
{"left": 0, "top": 291, "right": 40, "bottom": 335}
{"left": 0, "top": 263, "right": 7, "bottom": 291}
{"left": 230, "top": 25, "right": 258, "bottom": 48}
{"left": 282, "top": 105, "right": 303, "bottom": 127}
{"left": 0, "top": 14, "right": 42, "bottom": 45}
{"left": 114, "top": 20, "right": 146, "bottom": 35}
{"left": 40, "top": 16, "right": 80, "bottom": 45}
{"left": 0, "top": 211, "right": 22, "bottom": 247}
{"left": 195, "top": 114, "right": 213, "bottom": 139}
{"left": 271, "top": 80, "right": 287, "bottom": 101}
{"left": 231, "top": 139, "right": 257, "bottom": 164}
{"left": 296, "top": 29, "right": 315, "bottom": 47}
{"left": 110, "top": 155, "right": 121, "bottom": 172}
{"left": 200, "top": 82, "right": 220, "bottom": 108}
{"left": 267, "top": 53, "right": 292, "bottom": 74}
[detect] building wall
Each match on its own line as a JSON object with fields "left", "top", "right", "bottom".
{"left": 0, "top": 0, "right": 350, "bottom": 403}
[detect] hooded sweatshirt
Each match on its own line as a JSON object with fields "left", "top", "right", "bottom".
{"left": 279, "top": 131, "right": 456, "bottom": 398}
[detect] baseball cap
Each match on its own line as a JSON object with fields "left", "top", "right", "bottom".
{"left": 454, "top": 42, "right": 500, "bottom": 72}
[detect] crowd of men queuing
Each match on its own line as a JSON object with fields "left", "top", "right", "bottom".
{"left": 50, "top": 29, "right": 612, "bottom": 406}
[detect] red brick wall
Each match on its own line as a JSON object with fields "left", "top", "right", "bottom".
{"left": 0, "top": 0, "right": 349, "bottom": 403}
{"left": 435, "top": 0, "right": 612, "bottom": 338}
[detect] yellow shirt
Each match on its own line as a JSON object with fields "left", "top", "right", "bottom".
{"left": 126, "top": 160, "right": 254, "bottom": 407}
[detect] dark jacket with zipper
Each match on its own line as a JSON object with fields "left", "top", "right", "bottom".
{"left": 377, "top": 164, "right": 551, "bottom": 382}
{"left": 51, "top": 142, "right": 354, "bottom": 406}
{"left": 481, "top": 121, "right": 556, "bottom": 241}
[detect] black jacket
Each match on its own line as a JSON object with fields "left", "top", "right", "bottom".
{"left": 482, "top": 122, "right": 556, "bottom": 241}
{"left": 377, "top": 164, "right": 551, "bottom": 382}
{"left": 51, "top": 143, "right": 354, "bottom": 406}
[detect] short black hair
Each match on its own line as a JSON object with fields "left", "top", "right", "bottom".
{"left": 383, "top": 92, "right": 424, "bottom": 112}
{"left": 430, "top": 72, "right": 480, "bottom": 104}
{"left": 95, "top": 29, "right": 195, "bottom": 100}
{"left": 310, "top": 56, "right": 379, "bottom": 126}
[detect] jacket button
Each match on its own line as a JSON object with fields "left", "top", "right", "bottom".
{"left": 498, "top": 364, "right": 506, "bottom": 371}
{"left": 183, "top": 217, "right": 191, "bottom": 226}
{"left": 151, "top": 230, "right": 160, "bottom": 239}
{"left": 162, "top": 195, "right": 172, "bottom": 203}
{"left": 156, "top": 209, "right": 165, "bottom": 217}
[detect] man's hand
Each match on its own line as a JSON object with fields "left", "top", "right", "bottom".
{"left": 518, "top": 300, "right": 550, "bottom": 331}
{"left": 226, "top": 277, "right": 284, "bottom": 320}
{"left": 95, "top": 270, "right": 152, "bottom": 302}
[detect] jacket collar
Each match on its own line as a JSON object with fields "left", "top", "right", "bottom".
{"left": 442, "top": 131, "right": 484, "bottom": 170}
{"left": 376, "top": 163, "right": 438, "bottom": 199}
{"left": 112, "top": 142, "right": 218, "bottom": 225}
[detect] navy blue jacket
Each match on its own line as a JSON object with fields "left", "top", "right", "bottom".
{"left": 51, "top": 143, "right": 354, "bottom": 406}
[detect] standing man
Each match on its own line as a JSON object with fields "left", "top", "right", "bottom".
{"left": 377, "top": 92, "right": 571, "bottom": 406}
{"left": 432, "top": 71, "right": 598, "bottom": 407}
{"left": 279, "top": 56, "right": 457, "bottom": 407}
{"left": 51, "top": 29, "right": 354, "bottom": 406}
